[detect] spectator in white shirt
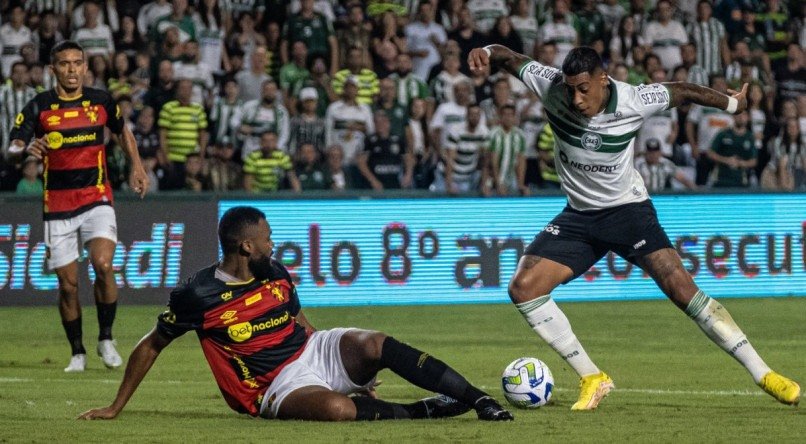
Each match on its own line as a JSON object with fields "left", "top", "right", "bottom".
{"left": 0, "top": 5, "right": 32, "bottom": 79}
{"left": 72, "top": 1, "right": 115, "bottom": 59}
{"left": 642, "top": 0, "right": 688, "bottom": 71}
{"left": 405, "top": 2, "right": 447, "bottom": 82}
{"left": 325, "top": 77, "right": 375, "bottom": 169}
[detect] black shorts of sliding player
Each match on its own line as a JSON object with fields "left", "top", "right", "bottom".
{"left": 525, "top": 199, "right": 673, "bottom": 281}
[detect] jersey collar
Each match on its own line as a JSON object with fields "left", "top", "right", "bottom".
{"left": 604, "top": 80, "right": 618, "bottom": 114}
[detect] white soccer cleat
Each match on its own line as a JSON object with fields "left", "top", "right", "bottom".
{"left": 64, "top": 354, "right": 86, "bottom": 372}
{"left": 97, "top": 340, "right": 123, "bottom": 369}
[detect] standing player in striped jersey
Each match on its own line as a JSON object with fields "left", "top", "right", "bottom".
{"left": 0, "top": 63, "right": 36, "bottom": 153}
{"left": 8, "top": 41, "right": 149, "bottom": 373}
{"left": 433, "top": 103, "right": 489, "bottom": 195}
{"left": 487, "top": 104, "right": 528, "bottom": 196}
{"left": 687, "top": 1, "right": 730, "bottom": 76}
{"left": 468, "top": 44, "right": 800, "bottom": 409}
{"left": 79, "top": 206, "right": 513, "bottom": 421}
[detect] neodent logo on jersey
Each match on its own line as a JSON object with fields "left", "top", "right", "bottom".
{"left": 558, "top": 150, "right": 619, "bottom": 173}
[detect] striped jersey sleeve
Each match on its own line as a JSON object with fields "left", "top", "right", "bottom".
{"left": 628, "top": 83, "right": 672, "bottom": 119}
{"left": 517, "top": 60, "right": 562, "bottom": 99}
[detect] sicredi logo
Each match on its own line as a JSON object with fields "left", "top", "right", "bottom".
{"left": 0, "top": 223, "right": 185, "bottom": 291}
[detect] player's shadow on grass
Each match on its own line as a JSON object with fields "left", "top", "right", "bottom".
{"left": 125, "top": 409, "right": 228, "bottom": 420}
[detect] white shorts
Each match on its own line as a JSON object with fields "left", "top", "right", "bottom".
{"left": 44, "top": 205, "right": 118, "bottom": 270}
{"left": 259, "top": 328, "right": 375, "bottom": 419}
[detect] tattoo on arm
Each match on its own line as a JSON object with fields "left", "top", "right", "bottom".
{"left": 663, "top": 82, "right": 728, "bottom": 110}
{"left": 488, "top": 44, "right": 532, "bottom": 77}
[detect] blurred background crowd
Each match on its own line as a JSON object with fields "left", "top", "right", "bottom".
{"left": 0, "top": 0, "right": 804, "bottom": 196}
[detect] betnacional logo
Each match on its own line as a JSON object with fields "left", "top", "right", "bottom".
{"left": 227, "top": 312, "right": 290, "bottom": 342}
{"left": 46, "top": 131, "right": 97, "bottom": 149}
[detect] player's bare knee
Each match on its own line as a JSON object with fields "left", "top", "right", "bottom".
{"left": 320, "top": 396, "right": 355, "bottom": 421}
{"left": 91, "top": 259, "right": 114, "bottom": 277}
{"left": 360, "top": 331, "right": 387, "bottom": 362}
{"left": 57, "top": 275, "right": 79, "bottom": 297}
{"left": 508, "top": 273, "right": 550, "bottom": 303}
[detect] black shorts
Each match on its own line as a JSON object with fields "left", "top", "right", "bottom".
{"left": 524, "top": 200, "right": 673, "bottom": 281}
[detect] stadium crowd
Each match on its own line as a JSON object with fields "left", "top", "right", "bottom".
{"left": 0, "top": 0, "right": 804, "bottom": 196}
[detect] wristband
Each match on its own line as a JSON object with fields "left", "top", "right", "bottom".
{"left": 483, "top": 46, "right": 493, "bottom": 57}
{"left": 726, "top": 96, "right": 738, "bottom": 114}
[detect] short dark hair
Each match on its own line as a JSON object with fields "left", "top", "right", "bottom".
{"left": 561, "top": 47, "right": 604, "bottom": 76}
{"left": 50, "top": 40, "right": 84, "bottom": 64}
{"left": 218, "top": 207, "right": 266, "bottom": 255}
{"left": 499, "top": 104, "right": 516, "bottom": 113}
{"left": 11, "top": 61, "right": 27, "bottom": 72}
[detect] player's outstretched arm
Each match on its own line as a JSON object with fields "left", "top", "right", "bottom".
{"left": 78, "top": 328, "right": 173, "bottom": 420}
{"left": 663, "top": 82, "right": 748, "bottom": 115}
{"left": 116, "top": 126, "right": 150, "bottom": 198}
{"left": 468, "top": 44, "right": 531, "bottom": 77}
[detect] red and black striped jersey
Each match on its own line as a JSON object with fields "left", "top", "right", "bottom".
{"left": 9, "top": 87, "right": 124, "bottom": 220}
{"left": 156, "top": 260, "right": 309, "bottom": 416}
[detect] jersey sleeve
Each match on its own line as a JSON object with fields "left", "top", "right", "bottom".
{"left": 517, "top": 60, "right": 561, "bottom": 99}
{"left": 9, "top": 98, "right": 40, "bottom": 143}
{"left": 630, "top": 83, "right": 672, "bottom": 119}
{"left": 102, "top": 92, "right": 125, "bottom": 135}
{"left": 155, "top": 285, "right": 204, "bottom": 340}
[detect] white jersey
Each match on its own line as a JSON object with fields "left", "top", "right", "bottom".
{"left": 0, "top": 24, "right": 32, "bottom": 78}
{"left": 324, "top": 100, "right": 375, "bottom": 164}
{"left": 518, "top": 60, "right": 672, "bottom": 210}
{"left": 71, "top": 24, "right": 115, "bottom": 58}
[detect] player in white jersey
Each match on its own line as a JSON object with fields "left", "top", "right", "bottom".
{"left": 468, "top": 44, "right": 801, "bottom": 410}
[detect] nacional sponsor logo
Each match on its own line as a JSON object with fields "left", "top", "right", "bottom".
{"left": 227, "top": 311, "right": 290, "bottom": 342}
{"left": 581, "top": 132, "right": 602, "bottom": 151}
{"left": 46, "top": 131, "right": 97, "bottom": 149}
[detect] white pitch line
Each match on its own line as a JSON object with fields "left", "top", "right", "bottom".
{"left": 1, "top": 378, "right": 795, "bottom": 398}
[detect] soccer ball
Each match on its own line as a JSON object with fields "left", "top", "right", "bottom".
{"left": 501, "top": 357, "right": 554, "bottom": 408}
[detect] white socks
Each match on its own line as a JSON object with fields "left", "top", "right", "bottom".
{"left": 516, "top": 295, "right": 600, "bottom": 377}
{"left": 685, "top": 290, "right": 771, "bottom": 383}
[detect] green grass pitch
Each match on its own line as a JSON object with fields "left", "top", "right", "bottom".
{"left": 0, "top": 298, "right": 803, "bottom": 442}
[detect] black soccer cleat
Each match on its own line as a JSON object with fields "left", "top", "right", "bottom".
{"left": 474, "top": 396, "right": 515, "bottom": 421}
{"left": 421, "top": 394, "right": 472, "bottom": 419}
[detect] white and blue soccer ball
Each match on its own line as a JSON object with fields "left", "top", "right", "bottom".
{"left": 501, "top": 357, "right": 554, "bottom": 408}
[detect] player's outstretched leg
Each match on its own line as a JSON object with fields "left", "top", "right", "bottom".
{"left": 509, "top": 255, "right": 613, "bottom": 411}
{"left": 640, "top": 248, "right": 801, "bottom": 406}
{"left": 56, "top": 262, "right": 86, "bottom": 372}
{"left": 341, "top": 330, "right": 514, "bottom": 421}
{"left": 685, "top": 290, "right": 800, "bottom": 405}
{"left": 89, "top": 238, "right": 122, "bottom": 369}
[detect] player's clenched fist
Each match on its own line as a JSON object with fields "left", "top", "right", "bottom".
{"left": 26, "top": 136, "right": 49, "bottom": 160}
{"left": 468, "top": 47, "right": 492, "bottom": 74}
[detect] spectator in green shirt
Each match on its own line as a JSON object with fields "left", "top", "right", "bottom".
{"left": 243, "top": 132, "right": 301, "bottom": 193}
{"left": 281, "top": 0, "right": 338, "bottom": 75}
{"left": 708, "top": 110, "right": 757, "bottom": 188}
{"left": 295, "top": 142, "right": 333, "bottom": 190}
{"left": 16, "top": 157, "right": 43, "bottom": 196}
{"left": 279, "top": 41, "right": 309, "bottom": 104}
